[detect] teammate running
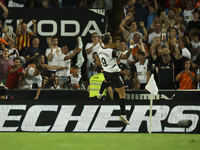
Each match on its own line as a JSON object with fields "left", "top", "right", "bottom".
{"left": 97, "top": 32, "right": 134, "bottom": 124}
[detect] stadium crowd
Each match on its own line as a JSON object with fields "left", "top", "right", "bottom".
{"left": 0, "top": 0, "right": 200, "bottom": 99}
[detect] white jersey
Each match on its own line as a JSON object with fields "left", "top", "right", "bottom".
{"left": 183, "top": 9, "right": 194, "bottom": 27}
{"left": 46, "top": 47, "right": 61, "bottom": 71}
{"left": 135, "top": 60, "right": 149, "bottom": 84}
{"left": 23, "top": 68, "right": 42, "bottom": 88}
{"left": 98, "top": 47, "right": 121, "bottom": 73}
{"left": 55, "top": 50, "right": 72, "bottom": 77}
{"left": 120, "top": 50, "right": 135, "bottom": 67}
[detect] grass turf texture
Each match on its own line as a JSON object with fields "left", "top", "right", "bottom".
{"left": 0, "top": 133, "right": 199, "bottom": 150}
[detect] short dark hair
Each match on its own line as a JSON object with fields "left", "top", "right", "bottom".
{"left": 102, "top": 32, "right": 111, "bottom": 44}
{"left": 168, "top": 8, "right": 175, "bottom": 13}
{"left": 13, "top": 57, "right": 20, "bottom": 62}
{"left": 180, "top": 37, "right": 188, "bottom": 47}
{"left": 126, "top": 11, "right": 133, "bottom": 15}
{"left": 193, "top": 8, "right": 200, "bottom": 14}
{"left": 92, "top": 52, "right": 97, "bottom": 55}
{"left": 73, "top": 65, "right": 79, "bottom": 70}
{"left": 36, "top": 65, "right": 43, "bottom": 72}
{"left": 32, "top": 36, "right": 39, "bottom": 42}
{"left": 115, "top": 38, "right": 121, "bottom": 42}
{"left": 91, "top": 32, "right": 98, "bottom": 38}
{"left": 51, "top": 36, "right": 58, "bottom": 40}
{"left": 192, "top": 32, "right": 199, "bottom": 37}
{"left": 46, "top": 36, "right": 52, "bottom": 39}
{"left": 138, "top": 50, "right": 145, "bottom": 56}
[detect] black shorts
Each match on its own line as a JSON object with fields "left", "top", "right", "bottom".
{"left": 103, "top": 71, "right": 124, "bottom": 88}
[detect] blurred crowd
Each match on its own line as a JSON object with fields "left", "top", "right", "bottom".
{"left": 0, "top": 0, "right": 200, "bottom": 99}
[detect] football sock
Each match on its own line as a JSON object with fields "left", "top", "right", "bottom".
{"left": 119, "top": 98, "right": 126, "bottom": 115}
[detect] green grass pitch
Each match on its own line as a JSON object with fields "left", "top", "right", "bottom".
{"left": 0, "top": 133, "right": 199, "bottom": 150}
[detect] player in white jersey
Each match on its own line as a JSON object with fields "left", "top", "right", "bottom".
{"left": 97, "top": 32, "right": 134, "bottom": 125}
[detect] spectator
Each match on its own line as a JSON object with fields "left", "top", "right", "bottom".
{"left": 89, "top": 52, "right": 98, "bottom": 76}
{"left": 125, "top": 21, "right": 148, "bottom": 44}
{"left": 178, "top": 37, "right": 191, "bottom": 59}
{"left": 183, "top": 0, "right": 194, "bottom": 28}
{"left": 18, "top": 65, "right": 43, "bottom": 99}
{"left": 124, "top": 68, "right": 132, "bottom": 89}
{"left": 168, "top": 25, "right": 182, "bottom": 47}
{"left": 147, "top": 16, "right": 159, "bottom": 33}
{"left": 120, "top": 40, "right": 135, "bottom": 67}
{"left": 0, "top": 48, "right": 14, "bottom": 81}
{"left": 41, "top": 0, "right": 53, "bottom": 8}
{"left": 56, "top": 43, "right": 82, "bottom": 81}
{"left": 116, "top": 58, "right": 128, "bottom": 82}
{"left": 165, "top": 0, "right": 183, "bottom": 15}
{"left": 148, "top": 22, "right": 162, "bottom": 45}
{"left": 188, "top": 8, "right": 200, "bottom": 33}
{"left": 119, "top": 17, "right": 143, "bottom": 43}
{"left": 164, "top": 0, "right": 186, "bottom": 10}
{"left": 85, "top": 32, "right": 103, "bottom": 80}
{"left": 2, "top": 57, "right": 25, "bottom": 89}
{"left": 170, "top": 40, "right": 189, "bottom": 77}
{"left": 175, "top": 59, "right": 196, "bottom": 89}
{"left": 66, "top": 65, "right": 83, "bottom": 89}
{"left": 45, "top": 36, "right": 61, "bottom": 77}
{"left": 168, "top": 8, "right": 176, "bottom": 26}
{"left": 134, "top": 50, "right": 150, "bottom": 89}
{"left": 33, "top": 54, "right": 69, "bottom": 76}
{"left": 147, "top": 0, "right": 158, "bottom": 29}
{"left": 79, "top": 0, "right": 87, "bottom": 8}
{"left": 16, "top": 19, "right": 37, "bottom": 51}
{"left": 128, "top": 77, "right": 140, "bottom": 90}
{"left": 123, "top": 0, "right": 135, "bottom": 18}
{"left": 87, "top": 66, "right": 113, "bottom": 100}
{"left": 151, "top": 47, "right": 176, "bottom": 89}
{"left": 114, "top": 38, "right": 121, "bottom": 51}
{"left": 50, "top": 76, "right": 63, "bottom": 89}
{"left": 134, "top": 0, "right": 149, "bottom": 28}
{"left": 8, "top": 43, "right": 19, "bottom": 60}
{"left": 25, "top": 36, "right": 41, "bottom": 65}
{"left": 190, "top": 32, "right": 200, "bottom": 61}
{"left": 0, "top": 86, "right": 14, "bottom": 99}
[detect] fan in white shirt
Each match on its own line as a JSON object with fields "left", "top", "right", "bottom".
{"left": 21, "top": 65, "right": 43, "bottom": 99}
{"left": 85, "top": 33, "right": 104, "bottom": 79}
{"left": 178, "top": 37, "right": 191, "bottom": 59}
{"left": 46, "top": 36, "right": 61, "bottom": 73}
{"left": 183, "top": 0, "right": 194, "bottom": 28}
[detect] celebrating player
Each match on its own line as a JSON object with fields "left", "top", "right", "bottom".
{"left": 97, "top": 32, "right": 134, "bottom": 124}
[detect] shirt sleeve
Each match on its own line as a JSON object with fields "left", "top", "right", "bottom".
{"left": 7, "top": 66, "right": 13, "bottom": 72}
{"left": 28, "top": 68, "right": 35, "bottom": 75}
{"left": 85, "top": 43, "right": 92, "bottom": 50}
{"left": 45, "top": 48, "right": 51, "bottom": 56}
{"left": 37, "top": 75, "right": 42, "bottom": 87}
{"left": 112, "top": 49, "right": 121, "bottom": 58}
